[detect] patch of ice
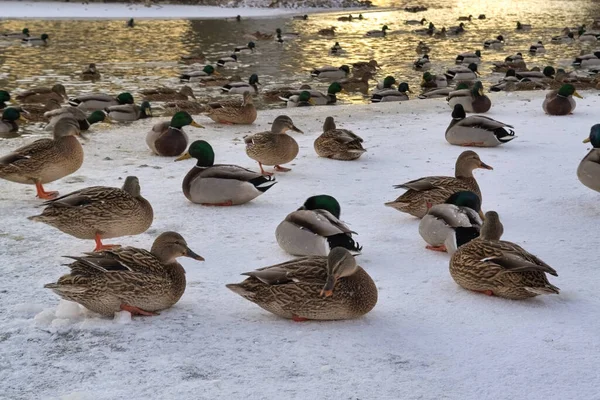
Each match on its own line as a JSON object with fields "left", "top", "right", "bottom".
{"left": 55, "top": 300, "right": 84, "bottom": 319}
{"left": 113, "top": 311, "right": 132, "bottom": 324}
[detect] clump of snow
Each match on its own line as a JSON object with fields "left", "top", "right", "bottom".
{"left": 55, "top": 299, "right": 85, "bottom": 319}
{"left": 113, "top": 310, "right": 133, "bottom": 324}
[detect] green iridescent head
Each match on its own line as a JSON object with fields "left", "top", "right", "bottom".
{"left": 87, "top": 110, "right": 108, "bottom": 124}
{"left": 382, "top": 76, "right": 397, "bottom": 88}
{"left": 327, "top": 82, "right": 343, "bottom": 95}
{"left": 0, "top": 90, "right": 10, "bottom": 103}
{"left": 170, "top": 111, "right": 203, "bottom": 129}
{"left": 2, "top": 108, "right": 21, "bottom": 121}
{"left": 117, "top": 92, "right": 134, "bottom": 105}
{"left": 444, "top": 191, "right": 481, "bottom": 212}
{"left": 301, "top": 195, "right": 341, "bottom": 218}
{"left": 249, "top": 74, "right": 260, "bottom": 85}
{"left": 176, "top": 140, "right": 215, "bottom": 166}
{"left": 584, "top": 124, "right": 600, "bottom": 148}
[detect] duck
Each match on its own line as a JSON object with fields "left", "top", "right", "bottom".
{"left": 314, "top": 117, "right": 365, "bottom": 160}
{"left": 415, "top": 22, "right": 435, "bottom": 35}
{"left": 478, "top": 14, "right": 486, "bottom": 19}
{"left": 221, "top": 74, "right": 260, "bottom": 94}
{"left": 0, "top": 108, "right": 26, "bottom": 135}
{"left": 447, "top": 81, "right": 491, "bottom": 113}
{"left": 352, "top": 60, "right": 380, "bottom": 76}
{"left": 418, "top": 87, "right": 455, "bottom": 99}
{"left": 280, "top": 91, "right": 316, "bottom": 108}
{"left": 174, "top": 140, "right": 277, "bottom": 206}
{"left": 406, "top": 18, "right": 427, "bottom": 25}
{"left": 421, "top": 72, "right": 448, "bottom": 88}
{"left": 216, "top": 54, "right": 238, "bottom": 67}
{"left": 447, "top": 23, "right": 466, "bottom": 35}
{"left": 385, "top": 150, "right": 493, "bottom": 218}
{"left": 69, "top": 92, "right": 134, "bottom": 112}
{"left": 578, "top": 32, "right": 599, "bottom": 42}
{"left": 162, "top": 100, "right": 207, "bottom": 116}
{"left": 234, "top": 42, "right": 256, "bottom": 53}
{"left": 446, "top": 104, "right": 516, "bottom": 147}
{"left": 529, "top": 41, "right": 546, "bottom": 54}
{"left": 516, "top": 66, "right": 555, "bottom": 82}
{"left": 542, "top": 84, "right": 582, "bottom": 115}
{"left": 371, "top": 82, "right": 411, "bottom": 102}
{"left": 126, "top": 18, "right": 134, "bottom": 28}
{"left": 416, "top": 41, "right": 431, "bottom": 54}
{"left": 275, "top": 28, "right": 300, "bottom": 40}
{"left": 180, "top": 51, "right": 206, "bottom": 64}
{"left": 455, "top": 50, "right": 481, "bottom": 65}
{"left": 419, "top": 191, "right": 483, "bottom": 254}
{"left": 81, "top": 63, "right": 101, "bottom": 81}
{"left": 16, "top": 84, "right": 67, "bottom": 104}
{"left": 22, "top": 33, "right": 49, "bottom": 46}
{"left": 433, "top": 27, "right": 447, "bottom": 38}
{"left": 450, "top": 211, "right": 559, "bottom": 299}
{"left": 263, "top": 84, "right": 313, "bottom": 102}
{"left": 2, "top": 28, "right": 29, "bottom": 40}
{"left": 44, "top": 231, "right": 205, "bottom": 316}
{"left": 311, "top": 65, "right": 350, "bottom": 80}
{"left": 444, "top": 63, "right": 479, "bottom": 82}
{"left": 365, "top": 25, "right": 389, "bottom": 37}
{"left": 330, "top": 41, "right": 343, "bottom": 54}
{"left": 375, "top": 75, "right": 397, "bottom": 90}
{"left": 551, "top": 32, "right": 575, "bottom": 44}
{"left": 457, "top": 15, "right": 473, "bottom": 21}
{"left": 318, "top": 27, "right": 337, "bottom": 36}
{"left": 340, "top": 72, "right": 374, "bottom": 94}
{"left": 413, "top": 54, "right": 431, "bottom": 70}
{"left": 293, "top": 14, "right": 308, "bottom": 20}
{"left": 105, "top": 101, "right": 153, "bottom": 122}
{"left": 516, "top": 21, "right": 532, "bottom": 30}
{"left": 0, "top": 90, "right": 10, "bottom": 109}
{"left": 0, "top": 117, "right": 83, "bottom": 199}
{"left": 483, "top": 35, "right": 505, "bottom": 49}
{"left": 204, "top": 91, "right": 257, "bottom": 125}
{"left": 45, "top": 107, "right": 110, "bottom": 132}
{"left": 226, "top": 247, "right": 377, "bottom": 321}
{"left": 244, "top": 115, "right": 303, "bottom": 175}
{"left": 275, "top": 195, "right": 362, "bottom": 256}
{"left": 140, "top": 86, "right": 196, "bottom": 102}
{"left": 28, "top": 176, "right": 154, "bottom": 251}
{"left": 338, "top": 14, "right": 353, "bottom": 22}
{"left": 295, "top": 82, "right": 344, "bottom": 105}
{"left": 9, "top": 98, "right": 62, "bottom": 123}
{"left": 572, "top": 51, "right": 600, "bottom": 67}
{"left": 245, "top": 30, "right": 274, "bottom": 40}
{"left": 578, "top": 124, "right": 600, "bottom": 193}
{"left": 198, "top": 74, "right": 242, "bottom": 87}
{"left": 146, "top": 111, "right": 204, "bottom": 157}
{"left": 179, "top": 65, "right": 219, "bottom": 82}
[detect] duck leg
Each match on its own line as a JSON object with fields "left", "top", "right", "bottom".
{"left": 34, "top": 181, "right": 58, "bottom": 200}
{"left": 426, "top": 245, "right": 447, "bottom": 252}
{"left": 460, "top": 142, "right": 485, "bottom": 147}
{"left": 475, "top": 290, "right": 494, "bottom": 296}
{"left": 274, "top": 165, "right": 291, "bottom": 172}
{"left": 292, "top": 315, "right": 309, "bottom": 322}
{"left": 120, "top": 304, "right": 159, "bottom": 316}
{"left": 94, "top": 234, "right": 121, "bottom": 252}
{"left": 259, "top": 163, "right": 274, "bottom": 176}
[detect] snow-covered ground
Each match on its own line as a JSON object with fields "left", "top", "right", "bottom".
{"left": 1, "top": 91, "right": 599, "bottom": 399}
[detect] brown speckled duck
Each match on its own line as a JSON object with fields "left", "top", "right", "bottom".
{"left": 204, "top": 91, "right": 257, "bottom": 125}
{"left": 141, "top": 86, "right": 196, "bottom": 102}
{"left": 314, "top": 116, "right": 366, "bottom": 160}
{"left": 15, "top": 84, "right": 67, "bottom": 104}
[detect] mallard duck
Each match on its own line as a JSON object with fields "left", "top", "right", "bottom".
{"left": 45, "top": 108, "right": 109, "bottom": 132}
{"left": 421, "top": 72, "right": 448, "bottom": 88}
{"left": 126, "top": 18, "right": 134, "bottom": 28}
{"left": 406, "top": 18, "right": 427, "bottom": 25}
{"left": 244, "top": 115, "right": 303, "bottom": 175}
{"left": 69, "top": 92, "right": 134, "bottom": 112}
{"left": 448, "top": 23, "right": 466, "bottom": 35}
{"left": 106, "top": 101, "right": 152, "bottom": 122}
{"left": 276, "top": 195, "right": 362, "bottom": 257}
{"left": 406, "top": 5, "right": 427, "bottom": 12}
{"left": 433, "top": 27, "right": 447, "bottom": 38}
{"left": 492, "top": 53, "right": 527, "bottom": 72}
{"left": 162, "top": 100, "right": 207, "bottom": 116}
{"left": 365, "top": 25, "right": 389, "bottom": 37}
{"left": 337, "top": 14, "right": 353, "bottom": 22}
{"left": 28, "top": 176, "right": 153, "bottom": 251}
{"left": 245, "top": 30, "right": 274, "bottom": 40}
{"left": 578, "top": 124, "right": 600, "bottom": 193}
{"left": 293, "top": 14, "right": 308, "bottom": 20}
{"left": 0, "top": 108, "right": 26, "bottom": 135}
{"left": 572, "top": 51, "right": 600, "bottom": 67}
{"left": 315, "top": 117, "right": 365, "bottom": 160}
{"left": 419, "top": 191, "right": 483, "bottom": 253}
{"left": 542, "top": 84, "right": 582, "bottom": 115}
{"left": 330, "top": 41, "right": 343, "bottom": 54}
{"left": 44, "top": 231, "right": 204, "bottom": 316}
{"left": 478, "top": 14, "right": 486, "bottom": 19}
{"left": 198, "top": 74, "right": 242, "bottom": 88}
{"left": 146, "top": 111, "right": 204, "bottom": 157}
{"left": 221, "top": 74, "right": 260, "bottom": 94}
{"left": 529, "top": 41, "right": 546, "bottom": 54}
{"left": 447, "top": 81, "right": 491, "bottom": 113}
{"left": 456, "top": 50, "right": 481, "bottom": 65}
{"left": 23, "top": 33, "right": 49, "bottom": 46}
{"left": 179, "top": 65, "right": 219, "bottom": 82}
{"left": 551, "top": 32, "right": 575, "bottom": 44}
{"left": 516, "top": 66, "right": 555, "bottom": 81}
{"left": 263, "top": 84, "right": 312, "bottom": 102}
{"left": 274, "top": 28, "right": 300, "bottom": 40}
{"left": 385, "top": 150, "right": 493, "bottom": 218}
{"left": 445, "top": 63, "right": 479, "bottom": 82}
{"left": 415, "top": 22, "right": 436, "bottom": 35}
{"left": 226, "top": 247, "right": 377, "bottom": 321}
{"left": 416, "top": 41, "right": 431, "bottom": 54}
{"left": 418, "top": 87, "right": 455, "bottom": 99}
{"left": 2, "top": 28, "right": 29, "bottom": 40}
{"left": 413, "top": 54, "right": 431, "bottom": 70}
{"left": 578, "top": 32, "right": 599, "bottom": 42}
{"left": 311, "top": 65, "right": 350, "bottom": 80}
{"left": 280, "top": 91, "right": 316, "bottom": 108}
{"left": 516, "top": 21, "right": 532, "bottom": 30}
{"left": 81, "top": 63, "right": 101, "bottom": 81}
{"left": 458, "top": 15, "right": 473, "bottom": 21}
{"left": 352, "top": 60, "right": 380, "bottom": 76}
{"left": 174, "top": 140, "right": 276, "bottom": 206}
{"left": 204, "top": 91, "right": 257, "bottom": 125}
{"left": 450, "top": 211, "right": 559, "bottom": 299}
{"left": 371, "top": 82, "right": 411, "bottom": 102}
{"left": 0, "top": 90, "right": 10, "bottom": 109}
{"left": 289, "top": 82, "right": 344, "bottom": 106}
{"left": 141, "top": 86, "right": 196, "bottom": 102}
{"left": 234, "top": 42, "right": 256, "bottom": 53}
{"left": 10, "top": 98, "right": 62, "bottom": 123}
{"left": 0, "top": 117, "right": 83, "bottom": 199}
{"left": 375, "top": 75, "right": 397, "bottom": 90}
{"left": 318, "top": 27, "right": 336, "bottom": 36}
{"left": 180, "top": 51, "right": 206, "bottom": 64}
{"left": 16, "top": 84, "right": 67, "bottom": 104}
{"left": 446, "top": 104, "right": 516, "bottom": 147}
{"left": 484, "top": 35, "right": 505, "bottom": 49}
{"left": 340, "top": 72, "right": 374, "bottom": 94}
{"left": 217, "top": 54, "right": 238, "bottom": 67}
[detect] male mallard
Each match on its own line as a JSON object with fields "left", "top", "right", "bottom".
{"left": 23, "top": 33, "right": 49, "bottom": 46}
{"left": 516, "top": 66, "right": 555, "bottom": 81}
{"left": 285, "top": 82, "right": 344, "bottom": 105}
{"left": 205, "top": 91, "right": 257, "bottom": 125}
{"left": 415, "top": 41, "right": 431, "bottom": 54}
{"left": 221, "top": 74, "right": 260, "bottom": 94}
{"left": 446, "top": 104, "right": 516, "bottom": 147}
{"left": 577, "top": 124, "right": 600, "bottom": 193}
{"left": 419, "top": 191, "right": 483, "bottom": 253}
{"left": 458, "top": 15, "right": 473, "bottom": 21}
{"left": 371, "top": 82, "right": 411, "bottom": 102}
{"left": 226, "top": 247, "right": 376, "bottom": 321}
{"left": 415, "top": 22, "right": 435, "bottom": 35}
{"left": 572, "top": 51, "right": 600, "bottom": 67}
{"left": 385, "top": 151, "right": 493, "bottom": 218}
{"left": 179, "top": 65, "right": 219, "bottom": 82}
{"left": 455, "top": 50, "right": 481, "bottom": 65}
{"left": 244, "top": 115, "right": 303, "bottom": 175}
{"left": 0, "top": 90, "right": 10, "bottom": 109}
{"left": 483, "top": 35, "right": 504, "bottom": 49}
{"left": 375, "top": 75, "right": 398, "bottom": 90}
{"left": 0, "top": 108, "right": 26, "bottom": 135}
{"left": 450, "top": 211, "right": 559, "bottom": 299}
{"left": 216, "top": 54, "right": 238, "bottom": 67}
{"left": 28, "top": 176, "right": 153, "bottom": 251}
{"left": 146, "top": 111, "right": 204, "bottom": 157}
{"left": 318, "top": 27, "right": 337, "bottom": 36}
{"left": 2, "top": 28, "right": 29, "bottom": 39}
{"left": 276, "top": 195, "right": 362, "bottom": 256}
{"left": 492, "top": 53, "right": 527, "bottom": 72}
{"left": 274, "top": 28, "right": 300, "bottom": 40}
{"left": 44, "top": 231, "right": 204, "bottom": 316}
{"left": 352, "top": 60, "right": 380, "bottom": 76}
{"left": 126, "top": 18, "right": 134, "bottom": 28}
{"left": 330, "top": 41, "right": 343, "bottom": 54}
{"left": 311, "top": 65, "right": 350, "bottom": 80}
{"left": 69, "top": 92, "right": 134, "bottom": 112}
{"left": 0, "top": 117, "right": 83, "bottom": 199}
{"left": 105, "top": 101, "right": 152, "bottom": 122}
{"left": 413, "top": 54, "right": 431, "bottom": 70}
{"left": 140, "top": 86, "right": 196, "bottom": 102}
{"left": 418, "top": 87, "right": 455, "bottom": 99}
{"left": 340, "top": 72, "right": 374, "bottom": 94}
{"left": 174, "top": 140, "right": 277, "bottom": 206}
{"left": 338, "top": 14, "right": 353, "bottom": 22}
{"left": 45, "top": 108, "right": 109, "bottom": 132}
{"left": 516, "top": 21, "right": 532, "bottom": 30}
{"left": 448, "top": 23, "right": 466, "bottom": 35}
{"left": 447, "top": 81, "right": 491, "bottom": 113}
{"left": 314, "top": 116, "right": 365, "bottom": 160}
{"left": 9, "top": 98, "right": 62, "bottom": 122}
{"left": 234, "top": 42, "right": 256, "bottom": 53}
{"left": 551, "top": 32, "right": 575, "bottom": 44}
{"left": 16, "top": 84, "right": 67, "bottom": 104}
{"left": 293, "top": 14, "right": 308, "bottom": 20}
{"left": 81, "top": 63, "right": 101, "bottom": 81}
{"left": 365, "top": 25, "right": 389, "bottom": 37}
{"left": 280, "top": 91, "right": 315, "bottom": 108}
{"left": 542, "top": 84, "right": 582, "bottom": 115}
{"left": 406, "top": 18, "right": 427, "bottom": 25}
{"left": 421, "top": 72, "right": 448, "bottom": 88}
{"left": 262, "top": 84, "right": 312, "bottom": 103}
{"left": 529, "top": 41, "right": 546, "bottom": 54}
{"left": 444, "top": 63, "right": 479, "bottom": 82}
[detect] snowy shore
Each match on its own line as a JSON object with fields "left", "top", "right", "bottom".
{"left": 1, "top": 91, "right": 599, "bottom": 399}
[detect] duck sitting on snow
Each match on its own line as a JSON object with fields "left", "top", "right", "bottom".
{"left": 105, "top": 101, "right": 153, "bottom": 122}
{"left": 314, "top": 117, "right": 365, "bottom": 160}
{"left": 447, "top": 81, "right": 491, "bottom": 113}
{"left": 375, "top": 75, "right": 398, "bottom": 90}
{"left": 280, "top": 83, "right": 344, "bottom": 106}
{"left": 578, "top": 124, "right": 600, "bottom": 193}
{"left": 372, "top": 82, "right": 411, "bottom": 102}
{"left": 444, "top": 63, "right": 479, "bottom": 82}
{"left": 146, "top": 111, "right": 204, "bottom": 157}
{"left": 542, "top": 84, "right": 582, "bottom": 115}
{"left": 446, "top": 104, "right": 516, "bottom": 147}
{"left": 421, "top": 72, "right": 448, "bottom": 88}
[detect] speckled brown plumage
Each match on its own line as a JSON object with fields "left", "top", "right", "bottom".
{"left": 15, "top": 84, "right": 67, "bottom": 104}
{"left": 205, "top": 91, "right": 257, "bottom": 125}
{"left": 314, "top": 116, "right": 365, "bottom": 160}
{"left": 141, "top": 86, "right": 196, "bottom": 102}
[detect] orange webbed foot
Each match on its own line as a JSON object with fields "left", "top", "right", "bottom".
{"left": 292, "top": 315, "right": 309, "bottom": 322}
{"left": 120, "top": 304, "right": 159, "bottom": 316}
{"left": 274, "top": 165, "right": 291, "bottom": 172}
{"left": 426, "top": 245, "right": 447, "bottom": 252}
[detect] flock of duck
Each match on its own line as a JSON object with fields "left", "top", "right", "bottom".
{"left": 1, "top": 11, "right": 600, "bottom": 321}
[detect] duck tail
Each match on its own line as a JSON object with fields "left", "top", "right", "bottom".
{"left": 68, "top": 98, "right": 81, "bottom": 107}
{"left": 249, "top": 175, "right": 277, "bottom": 192}
{"left": 524, "top": 284, "right": 560, "bottom": 296}
{"left": 310, "top": 70, "right": 320, "bottom": 77}
{"left": 179, "top": 74, "right": 191, "bottom": 82}
{"left": 495, "top": 128, "right": 516, "bottom": 142}
{"left": 217, "top": 60, "right": 225, "bottom": 67}
{"left": 326, "top": 233, "right": 362, "bottom": 254}
{"left": 225, "top": 283, "right": 255, "bottom": 299}
{"left": 221, "top": 85, "right": 232, "bottom": 93}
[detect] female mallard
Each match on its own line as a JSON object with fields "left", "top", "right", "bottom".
{"left": 311, "top": 65, "right": 350, "bottom": 80}
{"left": 16, "top": 84, "right": 67, "bottom": 104}
{"left": 69, "top": 92, "right": 134, "bottom": 112}
{"left": 28, "top": 176, "right": 154, "bottom": 251}
{"left": 179, "top": 65, "right": 219, "bottom": 82}
{"left": 446, "top": 104, "right": 516, "bottom": 147}
{"left": 234, "top": 41, "right": 256, "bottom": 53}
{"left": 450, "top": 211, "right": 560, "bottom": 299}
{"left": 0, "top": 117, "right": 83, "bottom": 199}
{"left": 280, "top": 91, "right": 315, "bottom": 108}
{"left": 371, "top": 82, "right": 411, "bottom": 102}
{"left": 0, "top": 90, "right": 10, "bottom": 109}
{"left": 162, "top": 100, "right": 207, "bottom": 115}
{"left": 340, "top": 72, "right": 374, "bottom": 94}
{"left": 365, "top": 25, "right": 389, "bottom": 37}
{"left": 276, "top": 195, "right": 362, "bottom": 257}
{"left": 9, "top": 98, "right": 62, "bottom": 123}
{"left": 385, "top": 150, "right": 493, "bottom": 218}
{"left": 421, "top": 72, "right": 448, "bottom": 88}
{"left": 226, "top": 247, "right": 377, "bottom": 321}
{"left": 542, "top": 84, "right": 583, "bottom": 115}
{"left": 45, "top": 108, "right": 109, "bottom": 132}
{"left": 483, "top": 35, "right": 505, "bottom": 50}
{"left": 146, "top": 111, "right": 204, "bottom": 157}
{"left": 447, "top": 81, "right": 491, "bottom": 113}
{"left": 416, "top": 41, "right": 431, "bottom": 54}
{"left": 205, "top": 91, "right": 257, "bottom": 125}
{"left": 444, "top": 63, "right": 479, "bottom": 82}
{"left": 23, "top": 33, "right": 49, "bottom": 46}
{"left": 140, "top": 86, "right": 196, "bottom": 102}
{"left": 413, "top": 54, "right": 431, "bottom": 70}
{"left": 81, "top": 63, "right": 101, "bottom": 81}
{"left": 419, "top": 191, "right": 483, "bottom": 254}
{"left": 244, "top": 115, "right": 303, "bottom": 175}
{"left": 352, "top": 60, "right": 380, "bottom": 76}
{"left": 221, "top": 74, "right": 260, "bottom": 94}
{"left": 577, "top": 124, "right": 600, "bottom": 193}
{"left": 174, "top": 140, "right": 277, "bottom": 206}
{"left": 106, "top": 101, "right": 152, "bottom": 122}
{"left": 180, "top": 51, "right": 206, "bottom": 65}
{"left": 44, "top": 231, "right": 204, "bottom": 316}
{"left": 0, "top": 108, "right": 26, "bottom": 135}
{"left": 318, "top": 27, "right": 336, "bottom": 36}
{"left": 455, "top": 50, "right": 481, "bottom": 65}
{"left": 314, "top": 116, "right": 365, "bottom": 160}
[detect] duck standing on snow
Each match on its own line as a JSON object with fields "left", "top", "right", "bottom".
{"left": 447, "top": 81, "right": 491, "bottom": 113}
{"left": 372, "top": 82, "right": 411, "bottom": 102}
{"left": 205, "top": 91, "right": 257, "bottom": 124}
{"left": 529, "top": 41, "right": 546, "bottom": 54}
{"left": 69, "top": 92, "right": 134, "bottom": 112}
{"left": 577, "top": 124, "right": 600, "bottom": 193}
{"left": 314, "top": 116, "right": 365, "bottom": 160}
{"left": 146, "top": 111, "right": 204, "bottom": 157}
{"left": 484, "top": 35, "right": 504, "bottom": 49}
{"left": 445, "top": 63, "right": 479, "bottom": 82}
{"left": 175, "top": 140, "right": 277, "bottom": 206}
{"left": 446, "top": 104, "right": 516, "bottom": 147}
{"left": 455, "top": 50, "right": 481, "bottom": 64}
{"left": 105, "top": 101, "right": 152, "bottom": 122}
{"left": 221, "top": 74, "right": 260, "bottom": 94}
{"left": 311, "top": 65, "right": 350, "bottom": 80}
{"left": 542, "top": 84, "right": 582, "bottom": 115}
{"left": 365, "top": 25, "right": 389, "bottom": 37}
